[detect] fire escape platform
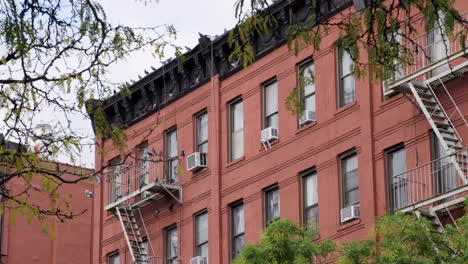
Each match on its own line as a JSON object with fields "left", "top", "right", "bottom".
{"left": 105, "top": 181, "right": 183, "bottom": 211}
{"left": 399, "top": 185, "right": 468, "bottom": 213}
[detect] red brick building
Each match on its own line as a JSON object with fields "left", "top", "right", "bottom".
{"left": 0, "top": 138, "right": 94, "bottom": 264}
{"left": 89, "top": 0, "right": 468, "bottom": 263}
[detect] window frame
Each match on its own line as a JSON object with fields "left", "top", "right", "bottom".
{"left": 337, "top": 47, "right": 355, "bottom": 108}
{"left": 195, "top": 111, "right": 209, "bottom": 153}
{"left": 264, "top": 185, "right": 280, "bottom": 226}
{"left": 138, "top": 143, "right": 149, "bottom": 186}
{"left": 262, "top": 79, "right": 279, "bottom": 130}
{"left": 110, "top": 157, "right": 122, "bottom": 203}
{"left": 165, "top": 225, "right": 178, "bottom": 264}
{"left": 194, "top": 210, "right": 209, "bottom": 258}
{"left": 301, "top": 168, "right": 319, "bottom": 231}
{"left": 141, "top": 238, "right": 149, "bottom": 263}
{"left": 340, "top": 150, "right": 359, "bottom": 208}
{"left": 385, "top": 144, "right": 407, "bottom": 212}
{"left": 228, "top": 97, "right": 244, "bottom": 162}
{"left": 107, "top": 251, "right": 120, "bottom": 264}
{"left": 297, "top": 59, "right": 316, "bottom": 124}
{"left": 165, "top": 127, "right": 178, "bottom": 183}
{"left": 230, "top": 200, "right": 245, "bottom": 260}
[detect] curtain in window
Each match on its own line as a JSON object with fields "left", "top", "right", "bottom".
{"left": 231, "top": 101, "right": 244, "bottom": 160}
{"left": 167, "top": 130, "right": 178, "bottom": 182}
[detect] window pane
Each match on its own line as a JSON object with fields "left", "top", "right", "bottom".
{"left": 305, "top": 206, "right": 318, "bottom": 228}
{"left": 198, "top": 243, "right": 208, "bottom": 258}
{"left": 231, "top": 130, "right": 244, "bottom": 161}
{"left": 139, "top": 146, "right": 149, "bottom": 184}
{"left": 304, "top": 173, "right": 318, "bottom": 207}
{"left": 342, "top": 75, "right": 355, "bottom": 105}
{"left": 197, "top": 113, "right": 208, "bottom": 151}
{"left": 232, "top": 204, "right": 244, "bottom": 235}
{"left": 167, "top": 130, "right": 178, "bottom": 157}
{"left": 196, "top": 213, "right": 208, "bottom": 244}
{"left": 341, "top": 50, "right": 353, "bottom": 76}
{"left": 264, "top": 82, "right": 278, "bottom": 117}
{"left": 167, "top": 228, "right": 177, "bottom": 259}
{"left": 109, "top": 254, "right": 119, "bottom": 264}
{"left": 266, "top": 113, "right": 279, "bottom": 130}
{"left": 344, "top": 188, "right": 359, "bottom": 207}
{"left": 342, "top": 154, "right": 359, "bottom": 207}
{"left": 232, "top": 101, "right": 243, "bottom": 132}
{"left": 304, "top": 94, "right": 316, "bottom": 112}
{"left": 141, "top": 240, "right": 149, "bottom": 262}
{"left": 233, "top": 235, "right": 244, "bottom": 258}
{"left": 266, "top": 188, "right": 280, "bottom": 223}
{"left": 302, "top": 63, "right": 315, "bottom": 96}
{"left": 198, "top": 142, "right": 208, "bottom": 153}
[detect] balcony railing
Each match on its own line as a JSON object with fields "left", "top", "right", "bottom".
{"left": 391, "top": 148, "right": 468, "bottom": 212}
{"left": 106, "top": 161, "right": 180, "bottom": 209}
{"left": 385, "top": 12, "right": 467, "bottom": 92}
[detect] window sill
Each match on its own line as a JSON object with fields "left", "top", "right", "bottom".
{"left": 191, "top": 167, "right": 209, "bottom": 177}
{"left": 226, "top": 156, "right": 245, "bottom": 168}
{"left": 337, "top": 218, "right": 362, "bottom": 232}
{"left": 295, "top": 121, "right": 317, "bottom": 136}
{"left": 335, "top": 101, "right": 358, "bottom": 116}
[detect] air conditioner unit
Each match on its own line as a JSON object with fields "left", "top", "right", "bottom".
{"left": 340, "top": 205, "right": 360, "bottom": 223}
{"left": 190, "top": 256, "right": 208, "bottom": 264}
{"left": 261, "top": 127, "right": 278, "bottom": 143}
{"left": 186, "top": 152, "right": 208, "bottom": 171}
{"left": 299, "top": 111, "right": 316, "bottom": 126}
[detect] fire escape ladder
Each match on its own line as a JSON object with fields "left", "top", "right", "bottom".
{"left": 116, "top": 206, "right": 147, "bottom": 263}
{"left": 406, "top": 80, "right": 468, "bottom": 184}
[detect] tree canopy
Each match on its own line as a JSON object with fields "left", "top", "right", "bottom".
{"left": 233, "top": 205, "right": 468, "bottom": 264}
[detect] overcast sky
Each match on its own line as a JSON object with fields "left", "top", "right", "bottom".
{"left": 69, "top": 0, "right": 238, "bottom": 168}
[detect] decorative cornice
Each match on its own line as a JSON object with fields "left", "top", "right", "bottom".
{"left": 88, "top": 0, "right": 354, "bottom": 130}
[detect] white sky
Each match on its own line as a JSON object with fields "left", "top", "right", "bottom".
{"left": 71, "top": 0, "right": 238, "bottom": 168}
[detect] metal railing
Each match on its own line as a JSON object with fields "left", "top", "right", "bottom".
{"left": 390, "top": 148, "right": 468, "bottom": 211}
{"left": 384, "top": 12, "right": 467, "bottom": 91}
{"left": 106, "top": 161, "right": 168, "bottom": 205}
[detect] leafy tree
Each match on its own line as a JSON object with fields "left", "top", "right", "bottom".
{"left": 232, "top": 219, "right": 336, "bottom": 264}
{"left": 0, "top": 0, "right": 176, "bottom": 228}
{"left": 338, "top": 208, "right": 468, "bottom": 264}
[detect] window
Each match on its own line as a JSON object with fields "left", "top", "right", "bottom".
{"left": 195, "top": 211, "right": 208, "bottom": 258}
{"left": 166, "top": 128, "right": 178, "bottom": 183}
{"left": 166, "top": 227, "right": 177, "bottom": 264}
{"left": 432, "top": 132, "right": 456, "bottom": 196}
{"left": 387, "top": 146, "right": 407, "bottom": 211}
{"left": 302, "top": 170, "right": 318, "bottom": 230}
{"left": 263, "top": 81, "right": 278, "bottom": 130}
{"left": 196, "top": 112, "right": 209, "bottom": 153}
{"left": 428, "top": 11, "right": 450, "bottom": 76}
{"left": 141, "top": 239, "right": 149, "bottom": 263}
{"left": 231, "top": 202, "right": 244, "bottom": 259}
{"left": 299, "top": 61, "right": 316, "bottom": 122}
{"left": 337, "top": 48, "right": 355, "bottom": 108}
{"left": 229, "top": 98, "right": 244, "bottom": 161}
{"left": 264, "top": 186, "right": 280, "bottom": 225}
{"left": 138, "top": 144, "right": 149, "bottom": 189}
{"left": 110, "top": 159, "right": 122, "bottom": 202}
{"left": 108, "top": 252, "right": 119, "bottom": 264}
{"left": 341, "top": 152, "right": 359, "bottom": 208}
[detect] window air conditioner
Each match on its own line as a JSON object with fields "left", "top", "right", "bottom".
{"left": 340, "top": 205, "right": 360, "bottom": 223}
{"left": 190, "top": 256, "right": 208, "bottom": 264}
{"left": 261, "top": 127, "right": 279, "bottom": 143}
{"left": 186, "top": 152, "right": 208, "bottom": 171}
{"left": 299, "top": 111, "right": 316, "bottom": 126}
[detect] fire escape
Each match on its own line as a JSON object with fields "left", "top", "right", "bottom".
{"left": 106, "top": 155, "right": 183, "bottom": 264}
{"left": 385, "top": 12, "right": 468, "bottom": 230}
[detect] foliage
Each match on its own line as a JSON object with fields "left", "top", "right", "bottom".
{"left": 233, "top": 204, "right": 468, "bottom": 264}
{"left": 0, "top": 0, "right": 176, "bottom": 228}
{"left": 232, "top": 219, "right": 336, "bottom": 264}
{"left": 338, "top": 207, "right": 468, "bottom": 264}
{"left": 231, "top": 0, "right": 467, "bottom": 111}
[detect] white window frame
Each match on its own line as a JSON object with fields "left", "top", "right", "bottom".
{"left": 337, "top": 48, "right": 355, "bottom": 108}
{"left": 262, "top": 80, "right": 279, "bottom": 130}
{"left": 229, "top": 98, "right": 244, "bottom": 162}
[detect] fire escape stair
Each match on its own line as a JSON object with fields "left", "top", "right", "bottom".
{"left": 116, "top": 206, "right": 148, "bottom": 264}
{"left": 399, "top": 78, "right": 468, "bottom": 185}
